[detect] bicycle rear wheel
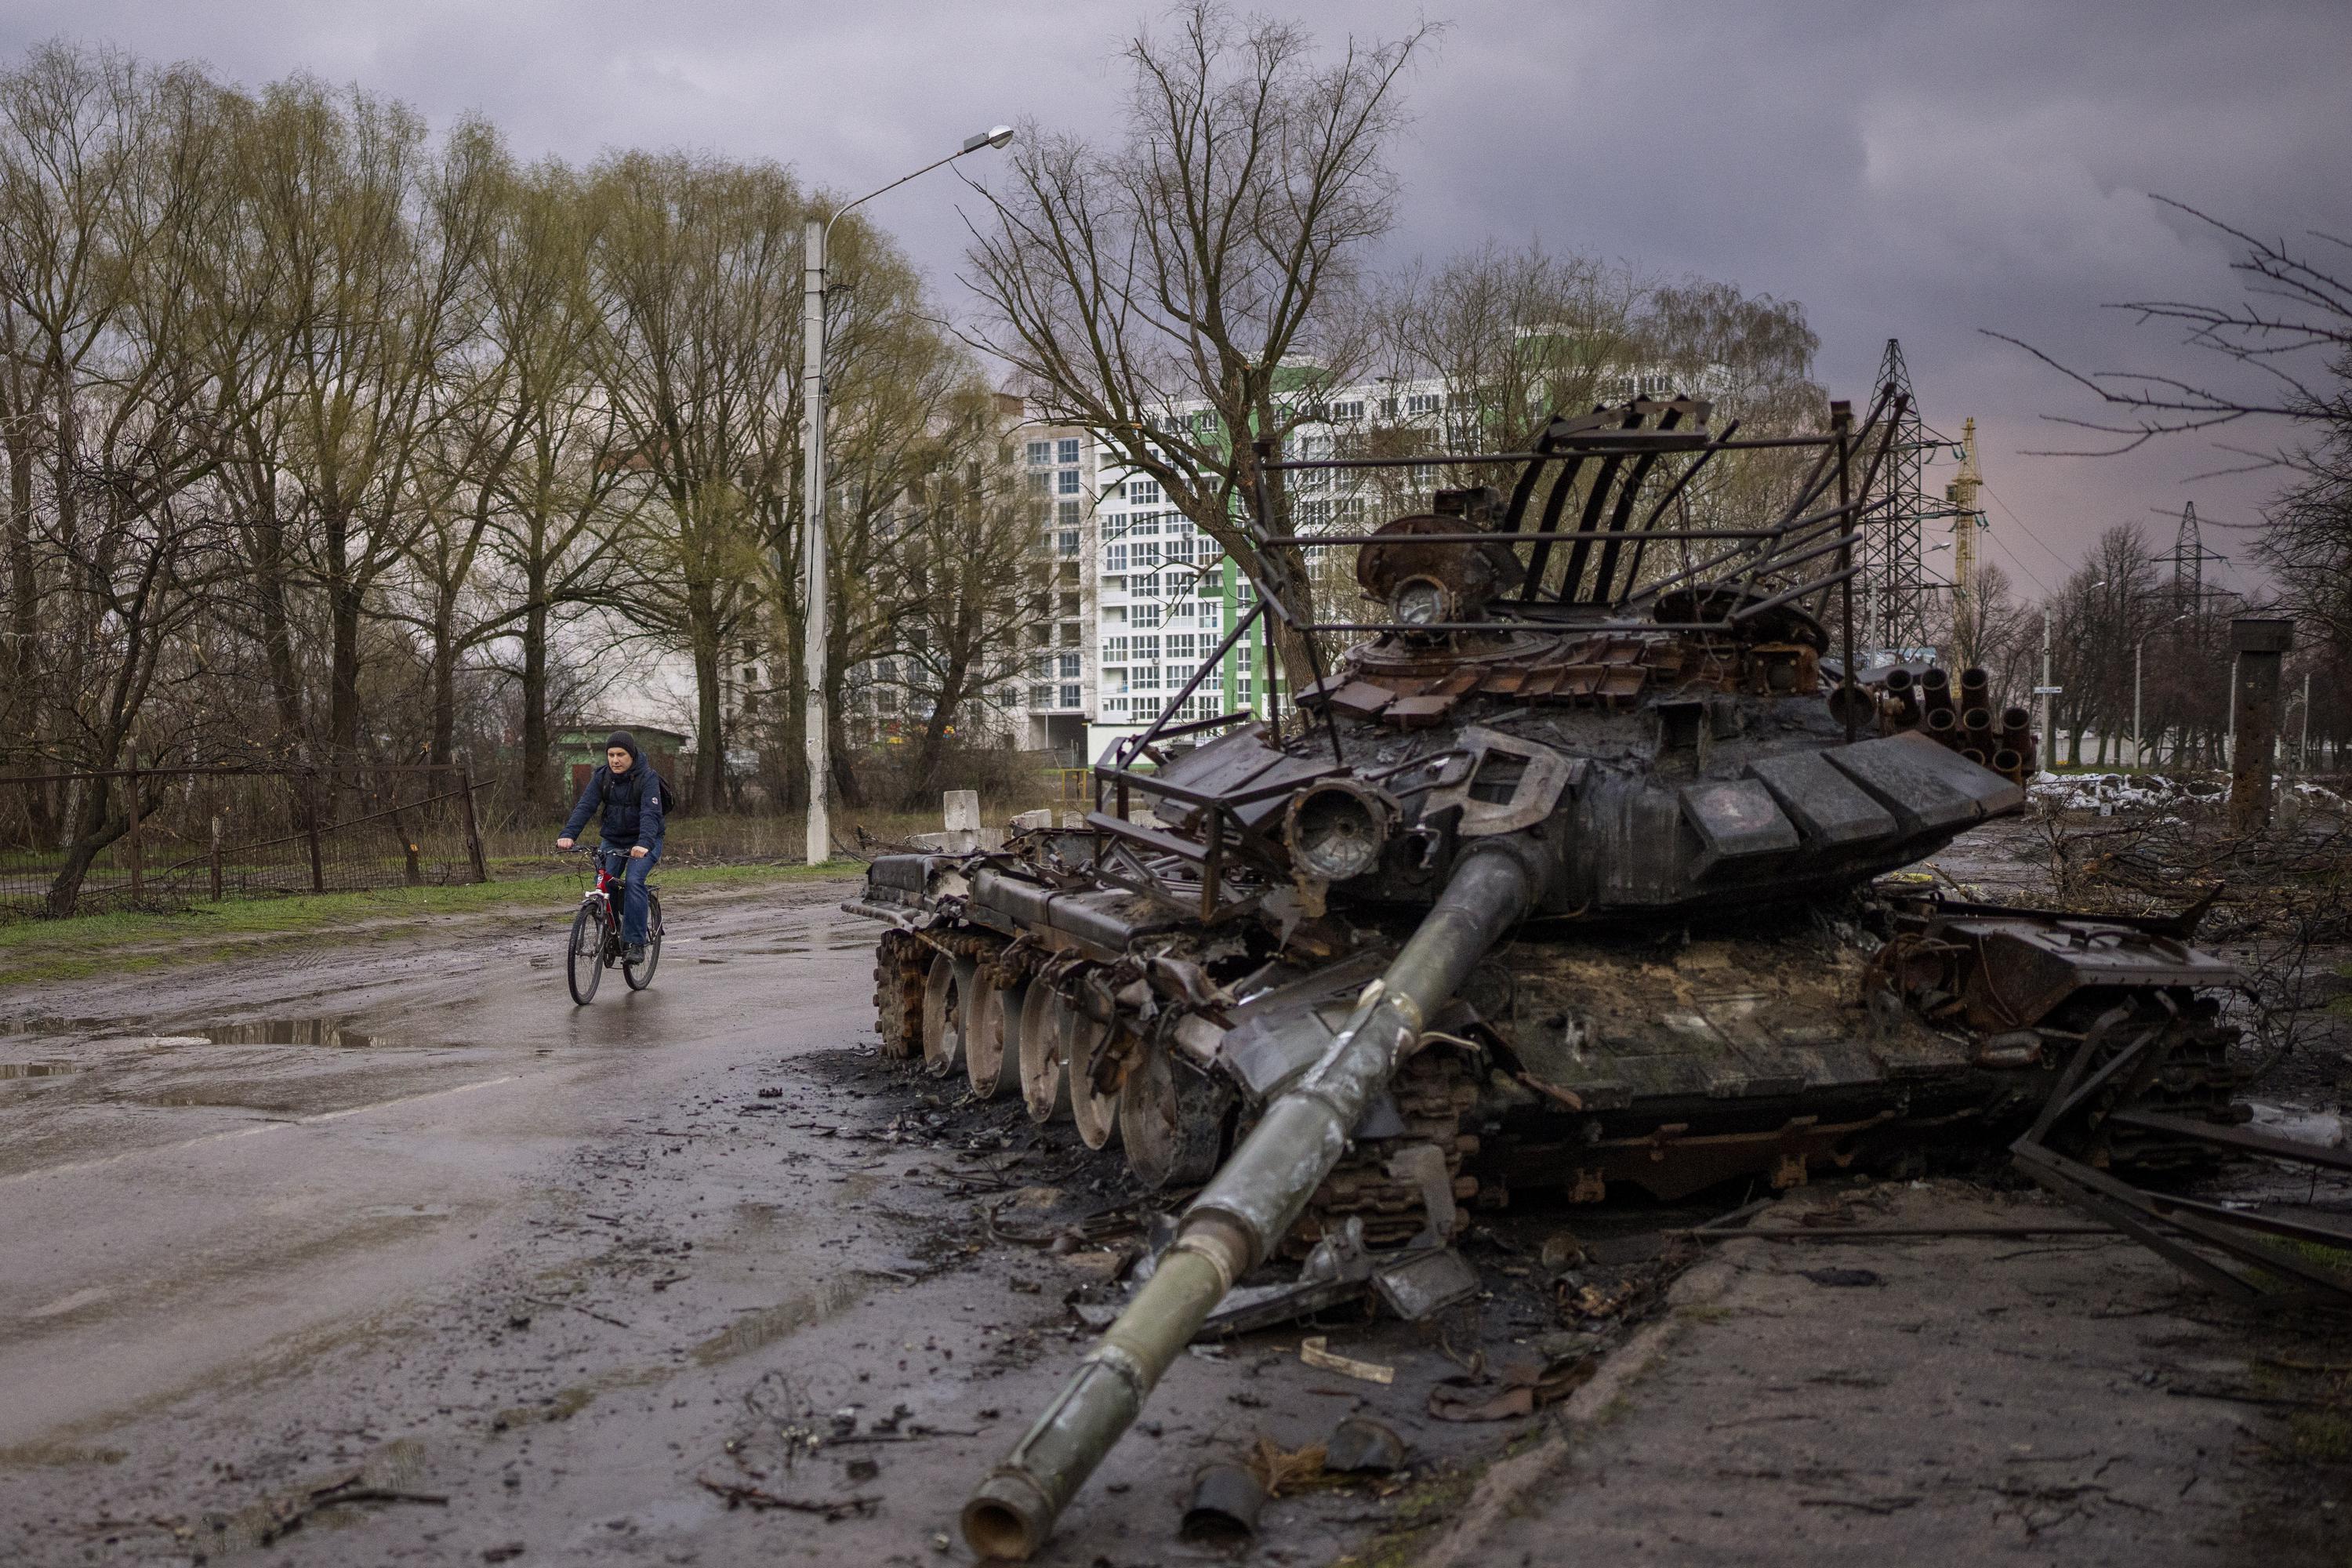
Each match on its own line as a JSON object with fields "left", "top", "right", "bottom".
{"left": 568, "top": 902, "right": 605, "bottom": 1004}
{"left": 624, "top": 892, "right": 662, "bottom": 990}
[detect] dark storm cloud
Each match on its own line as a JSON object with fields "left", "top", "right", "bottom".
{"left": 5, "top": 0, "right": 2344, "bottom": 590}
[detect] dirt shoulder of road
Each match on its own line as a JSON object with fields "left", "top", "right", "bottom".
{"left": 0, "top": 860, "right": 863, "bottom": 989}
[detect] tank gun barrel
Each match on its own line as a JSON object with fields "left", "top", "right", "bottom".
{"left": 960, "top": 849, "right": 1538, "bottom": 1560}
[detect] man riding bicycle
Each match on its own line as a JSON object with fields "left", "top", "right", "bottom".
{"left": 557, "top": 731, "right": 666, "bottom": 964}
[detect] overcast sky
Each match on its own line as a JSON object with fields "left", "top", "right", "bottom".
{"left": 6, "top": 0, "right": 2345, "bottom": 602}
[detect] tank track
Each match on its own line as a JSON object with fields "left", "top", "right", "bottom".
{"left": 873, "top": 928, "right": 928, "bottom": 1059}
{"left": 1286, "top": 1047, "right": 1483, "bottom": 1253}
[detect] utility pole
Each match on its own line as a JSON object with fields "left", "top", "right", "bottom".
{"left": 799, "top": 126, "right": 1012, "bottom": 866}
{"left": 2038, "top": 605, "right": 2056, "bottom": 771}
{"left": 801, "top": 216, "right": 829, "bottom": 866}
{"left": 2300, "top": 670, "right": 2312, "bottom": 772}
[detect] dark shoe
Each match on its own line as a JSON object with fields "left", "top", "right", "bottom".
{"left": 625, "top": 942, "right": 648, "bottom": 964}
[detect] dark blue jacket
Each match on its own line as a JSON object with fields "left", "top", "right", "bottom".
{"left": 563, "top": 764, "right": 665, "bottom": 851}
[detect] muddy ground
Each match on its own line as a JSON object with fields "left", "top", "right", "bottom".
{"left": 2, "top": 826, "right": 2347, "bottom": 1566}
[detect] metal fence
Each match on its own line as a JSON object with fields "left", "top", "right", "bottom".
{"left": 0, "top": 764, "right": 489, "bottom": 920}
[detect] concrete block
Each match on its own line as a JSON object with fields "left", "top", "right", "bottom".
{"left": 942, "top": 789, "right": 982, "bottom": 833}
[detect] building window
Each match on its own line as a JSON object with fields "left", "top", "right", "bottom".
{"left": 1057, "top": 468, "right": 1080, "bottom": 495}
{"left": 1136, "top": 636, "right": 1160, "bottom": 664}
{"left": 1127, "top": 477, "right": 1161, "bottom": 505}
{"left": 1058, "top": 529, "right": 1080, "bottom": 557}
{"left": 1059, "top": 683, "right": 1081, "bottom": 709}
{"left": 1133, "top": 665, "right": 1160, "bottom": 691}
{"left": 1058, "top": 653, "right": 1080, "bottom": 680}
{"left": 1102, "top": 636, "right": 1129, "bottom": 662}
{"left": 1334, "top": 495, "right": 1366, "bottom": 526}
{"left": 1057, "top": 499, "right": 1081, "bottom": 528}
{"left": 1164, "top": 531, "right": 1195, "bottom": 565}
{"left": 1330, "top": 398, "right": 1365, "bottom": 422}
{"left": 1406, "top": 391, "right": 1441, "bottom": 417}
{"left": 1026, "top": 441, "right": 1052, "bottom": 466}
{"left": 1105, "top": 541, "right": 1127, "bottom": 573}
{"left": 1028, "top": 470, "right": 1051, "bottom": 496}
{"left": 1131, "top": 600, "right": 1161, "bottom": 630}
{"left": 1030, "top": 683, "right": 1051, "bottom": 707}
{"left": 1057, "top": 437, "right": 1080, "bottom": 466}
{"left": 1295, "top": 498, "right": 1331, "bottom": 530}
{"left": 1167, "top": 633, "right": 1199, "bottom": 665}
{"left": 1128, "top": 510, "right": 1160, "bottom": 537}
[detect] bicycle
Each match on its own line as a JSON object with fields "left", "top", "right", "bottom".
{"left": 566, "top": 846, "right": 664, "bottom": 1004}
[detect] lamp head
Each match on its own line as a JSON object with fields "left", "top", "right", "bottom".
{"left": 965, "top": 125, "right": 1016, "bottom": 153}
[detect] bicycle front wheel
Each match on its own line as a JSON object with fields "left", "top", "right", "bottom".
{"left": 624, "top": 892, "right": 662, "bottom": 990}
{"left": 567, "top": 902, "right": 604, "bottom": 1004}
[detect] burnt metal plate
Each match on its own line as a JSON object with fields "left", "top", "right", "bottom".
{"left": 1370, "top": 1247, "right": 1482, "bottom": 1320}
{"left": 1824, "top": 731, "right": 2020, "bottom": 833}
{"left": 1679, "top": 779, "right": 1801, "bottom": 870}
{"left": 1745, "top": 750, "right": 1898, "bottom": 848}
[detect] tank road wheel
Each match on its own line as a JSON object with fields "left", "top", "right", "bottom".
{"left": 921, "top": 952, "right": 978, "bottom": 1079}
{"left": 1062, "top": 1007, "right": 1123, "bottom": 1152}
{"left": 965, "top": 971, "right": 1027, "bottom": 1101}
{"left": 1119, "top": 1047, "right": 1231, "bottom": 1189}
{"left": 1018, "top": 984, "right": 1072, "bottom": 1124}
{"left": 873, "top": 930, "right": 927, "bottom": 1060}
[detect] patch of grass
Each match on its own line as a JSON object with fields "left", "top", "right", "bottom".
{"left": 1352, "top": 1462, "right": 1483, "bottom": 1568}
{"left": 2287, "top": 1408, "right": 2352, "bottom": 1464}
{"left": 0, "top": 861, "right": 858, "bottom": 989}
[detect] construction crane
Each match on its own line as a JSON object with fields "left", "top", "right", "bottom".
{"left": 1944, "top": 416, "right": 1988, "bottom": 622}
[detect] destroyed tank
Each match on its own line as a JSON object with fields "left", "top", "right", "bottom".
{"left": 842, "top": 393, "right": 2246, "bottom": 1559}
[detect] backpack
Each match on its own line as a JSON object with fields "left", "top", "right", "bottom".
{"left": 598, "top": 765, "right": 677, "bottom": 818}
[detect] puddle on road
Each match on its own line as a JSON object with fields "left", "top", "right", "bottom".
{"left": 690, "top": 1277, "right": 866, "bottom": 1367}
{"left": 0, "top": 1014, "right": 407, "bottom": 1051}
{"left": 0, "top": 1062, "right": 78, "bottom": 1079}
{"left": 200, "top": 1018, "right": 388, "bottom": 1048}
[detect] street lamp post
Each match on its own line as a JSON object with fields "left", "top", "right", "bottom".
{"left": 802, "top": 125, "right": 1013, "bottom": 866}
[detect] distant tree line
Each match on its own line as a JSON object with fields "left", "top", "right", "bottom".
{"left": 0, "top": 38, "right": 1044, "bottom": 880}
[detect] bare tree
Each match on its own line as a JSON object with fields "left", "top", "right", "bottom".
{"left": 1375, "top": 241, "right": 1644, "bottom": 456}
{"left": 1937, "top": 561, "right": 2035, "bottom": 695}
{"left": 584, "top": 151, "right": 804, "bottom": 808}
{"left": 471, "top": 160, "right": 638, "bottom": 810}
{"left": 861, "top": 385, "right": 1048, "bottom": 797}
{"left": 1990, "top": 200, "right": 2350, "bottom": 472}
{"left": 965, "top": 1, "right": 1432, "bottom": 690}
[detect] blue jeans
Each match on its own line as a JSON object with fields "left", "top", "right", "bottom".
{"left": 603, "top": 845, "right": 660, "bottom": 943}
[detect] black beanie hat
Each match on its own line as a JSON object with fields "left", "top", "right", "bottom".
{"left": 604, "top": 730, "right": 640, "bottom": 763}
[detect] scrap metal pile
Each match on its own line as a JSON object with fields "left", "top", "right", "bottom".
{"left": 843, "top": 392, "right": 2313, "bottom": 1559}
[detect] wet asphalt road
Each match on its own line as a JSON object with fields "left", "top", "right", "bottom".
{"left": 0, "top": 880, "right": 880, "bottom": 1462}
{"left": 0, "top": 877, "right": 1536, "bottom": 1567}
